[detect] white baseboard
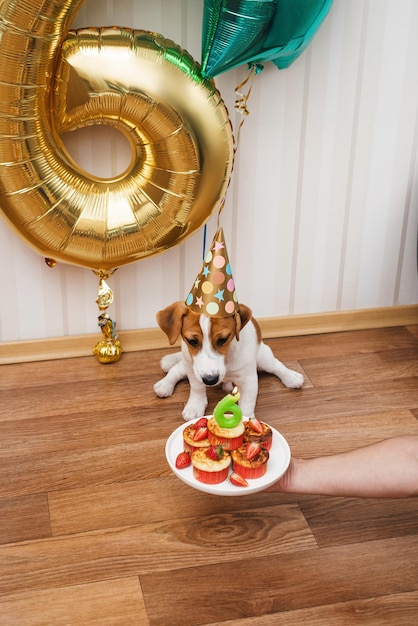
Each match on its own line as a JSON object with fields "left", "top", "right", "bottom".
{"left": 1, "top": 305, "right": 417, "bottom": 365}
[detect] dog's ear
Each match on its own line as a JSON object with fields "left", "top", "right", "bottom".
{"left": 156, "top": 302, "right": 189, "bottom": 345}
{"left": 234, "top": 304, "right": 253, "bottom": 340}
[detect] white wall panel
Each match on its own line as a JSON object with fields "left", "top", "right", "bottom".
{"left": 398, "top": 107, "right": 418, "bottom": 305}
{"left": 0, "top": 0, "right": 417, "bottom": 342}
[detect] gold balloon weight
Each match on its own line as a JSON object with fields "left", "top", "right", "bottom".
{"left": 93, "top": 273, "right": 122, "bottom": 364}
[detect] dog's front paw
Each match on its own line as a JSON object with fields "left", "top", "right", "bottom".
{"left": 153, "top": 377, "right": 175, "bottom": 398}
{"left": 182, "top": 400, "right": 208, "bottom": 422}
{"left": 281, "top": 369, "right": 304, "bottom": 389}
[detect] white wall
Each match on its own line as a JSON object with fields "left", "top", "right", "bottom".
{"left": 0, "top": 0, "right": 417, "bottom": 342}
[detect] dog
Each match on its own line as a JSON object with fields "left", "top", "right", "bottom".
{"left": 154, "top": 301, "right": 304, "bottom": 421}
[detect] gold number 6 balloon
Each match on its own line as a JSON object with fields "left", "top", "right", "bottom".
{"left": 0, "top": 0, "right": 234, "bottom": 272}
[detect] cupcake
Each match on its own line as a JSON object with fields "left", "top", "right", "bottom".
{"left": 182, "top": 419, "right": 210, "bottom": 456}
{"left": 231, "top": 442, "right": 269, "bottom": 479}
{"left": 244, "top": 417, "right": 273, "bottom": 451}
{"left": 207, "top": 417, "right": 245, "bottom": 451}
{"left": 191, "top": 446, "right": 231, "bottom": 484}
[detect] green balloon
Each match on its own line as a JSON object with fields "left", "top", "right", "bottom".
{"left": 201, "top": 0, "right": 275, "bottom": 77}
{"left": 201, "top": 0, "right": 334, "bottom": 78}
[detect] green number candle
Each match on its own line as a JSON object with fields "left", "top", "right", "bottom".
{"left": 213, "top": 387, "right": 242, "bottom": 428}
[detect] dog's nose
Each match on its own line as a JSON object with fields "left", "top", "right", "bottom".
{"left": 202, "top": 374, "right": 219, "bottom": 386}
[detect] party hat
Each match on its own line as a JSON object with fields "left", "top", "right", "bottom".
{"left": 185, "top": 227, "right": 239, "bottom": 317}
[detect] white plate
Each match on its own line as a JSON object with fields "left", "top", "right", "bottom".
{"left": 165, "top": 416, "right": 291, "bottom": 496}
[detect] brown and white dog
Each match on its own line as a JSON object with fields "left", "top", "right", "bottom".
{"left": 154, "top": 301, "right": 304, "bottom": 421}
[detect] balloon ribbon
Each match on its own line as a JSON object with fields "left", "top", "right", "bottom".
{"left": 234, "top": 64, "right": 262, "bottom": 145}
{"left": 203, "top": 65, "right": 261, "bottom": 261}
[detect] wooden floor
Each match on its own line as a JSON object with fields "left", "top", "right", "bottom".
{"left": 1, "top": 325, "right": 418, "bottom": 625}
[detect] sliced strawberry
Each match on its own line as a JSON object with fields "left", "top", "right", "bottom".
{"left": 175, "top": 452, "right": 191, "bottom": 469}
{"left": 193, "top": 426, "right": 208, "bottom": 441}
{"left": 230, "top": 472, "right": 248, "bottom": 487}
{"left": 205, "top": 445, "right": 224, "bottom": 461}
{"left": 193, "top": 417, "right": 208, "bottom": 430}
{"left": 246, "top": 442, "right": 261, "bottom": 460}
{"left": 248, "top": 417, "right": 264, "bottom": 434}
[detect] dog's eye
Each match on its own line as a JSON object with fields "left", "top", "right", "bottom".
{"left": 186, "top": 337, "right": 199, "bottom": 348}
{"left": 216, "top": 335, "right": 230, "bottom": 347}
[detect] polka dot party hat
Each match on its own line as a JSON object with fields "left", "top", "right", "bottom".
{"left": 185, "top": 227, "right": 239, "bottom": 317}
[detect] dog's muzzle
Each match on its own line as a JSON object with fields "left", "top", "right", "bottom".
{"left": 193, "top": 353, "right": 223, "bottom": 387}
{"left": 201, "top": 374, "right": 220, "bottom": 386}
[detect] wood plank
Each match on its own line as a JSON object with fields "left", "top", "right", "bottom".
{"left": 139, "top": 536, "right": 418, "bottom": 626}
{"left": 0, "top": 494, "right": 51, "bottom": 545}
{"left": 0, "top": 439, "right": 170, "bottom": 498}
{"left": 256, "top": 377, "right": 418, "bottom": 425}
{"left": 406, "top": 325, "right": 418, "bottom": 340}
{"left": 0, "top": 355, "right": 191, "bottom": 421}
{"left": 0, "top": 348, "right": 165, "bottom": 391}
{"left": 0, "top": 370, "right": 187, "bottom": 423}
{"left": 300, "top": 348, "right": 418, "bottom": 387}
{"left": 277, "top": 411, "right": 418, "bottom": 457}
{"left": 0, "top": 577, "right": 148, "bottom": 626}
{"left": 264, "top": 326, "right": 418, "bottom": 361}
{"left": 0, "top": 406, "right": 175, "bottom": 458}
{"left": 299, "top": 496, "right": 418, "bottom": 546}
{"left": 0, "top": 505, "right": 316, "bottom": 596}
{"left": 206, "top": 590, "right": 418, "bottom": 625}
{"left": 48, "top": 476, "right": 296, "bottom": 536}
